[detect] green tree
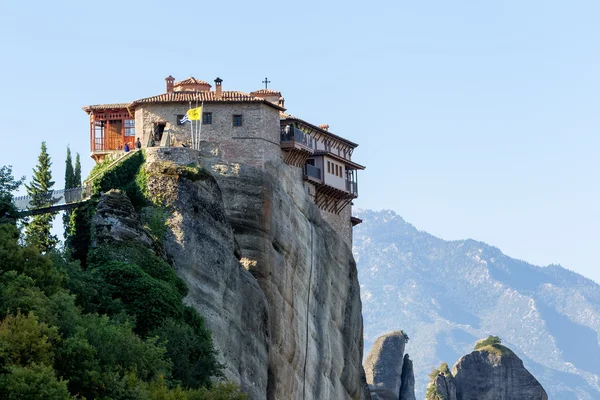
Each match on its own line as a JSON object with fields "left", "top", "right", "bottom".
{"left": 24, "top": 142, "right": 58, "bottom": 252}
{"left": 63, "top": 147, "right": 75, "bottom": 240}
{"left": 0, "top": 165, "right": 25, "bottom": 224}
{"left": 0, "top": 363, "right": 74, "bottom": 400}
{"left": 0, "top": 311, "right": 59, "bottom": 370}
{"left": 73, "top": 153, "right": 81, "bottom": 188}
{"left": 64, "top": 147, "right": 75, "bottom": 191}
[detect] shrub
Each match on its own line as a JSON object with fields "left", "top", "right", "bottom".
{"left": 0, "top": 363, "right": 73, "bottom": 400}
{"left": 0, "top": 311, "right": 59, "bottom": 370}
{"left": 474, "top": 335, "right": 502, "bottom": 349}
{"left": 474, "top": 335, "right": 514, "bottom": 356}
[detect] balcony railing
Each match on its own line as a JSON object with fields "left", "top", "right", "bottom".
{"left": 346, "top": 179, "right": 358, "bottom": 196}
{"left": 280, "top": 126, "right": 314, "bottom": 149}
{"left": 304, "top": 164, "right": 322, "bottom": 181}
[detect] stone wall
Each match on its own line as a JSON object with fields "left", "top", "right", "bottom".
{"left": 135, "top": 102, "right": 281, "bottom": 168}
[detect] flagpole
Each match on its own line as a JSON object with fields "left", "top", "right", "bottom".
{"left": 195, "top": 93, "right": 199, "bottom": 150}
{"left": 198, "top": 101, "right": 204, "bottom": 148}
{"left": 188, "top": 101, "right": 194, "bottom": 149}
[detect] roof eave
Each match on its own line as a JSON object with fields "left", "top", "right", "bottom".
{"left": 281, "top": 116, "right": 359, "bottom": 147}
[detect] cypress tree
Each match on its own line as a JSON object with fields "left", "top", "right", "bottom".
{"left": 25, "top": 142, "right": 58, "bottom": 252}
{"left": 74, "top": 153, "right": 82, "bottom": 188}
{"left": 65, "top": 147, "right": 75, "bottom": 190}
{"left": 63, "top": 147, "right": 75, "bottom": 239}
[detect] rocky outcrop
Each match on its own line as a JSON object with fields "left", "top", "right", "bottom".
{"left": 427, "top": 371, "right": 457, "bottom": 400}
{"left": 144, "top": 147, "right": 367, "bottom": 400}
{"left": 363, "top": 331, "right": 415, "bottom": 400}
{"left": 399, "top": 354, "right": 415, "bottom": 400}
{"left": 364, "top": 331, "right": 406, "bottom": 399}
{"left": 92, "top": 189, "right": 155, "bottom": 249}
{"left": 452, "top": 345, "right": 548, "bottom": 400}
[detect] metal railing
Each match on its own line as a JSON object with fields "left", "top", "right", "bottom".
{"left": 13, "top": 187, "right": 88, "bottom": 212}
{"left": 304, "top": 164, "right": 322, "bottom": 181}
{"left": 346, "top": 179, "right": 358, "bottom": 196}
{"left": 280, "top": 126, "right": 314, "bottom": 149}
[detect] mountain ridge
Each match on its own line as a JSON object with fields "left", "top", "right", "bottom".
{"left": 354, "top": 209, "right": 600, "bottom": 400}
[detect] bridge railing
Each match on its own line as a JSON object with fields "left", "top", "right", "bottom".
{"left": 13, "top": 187, "right": 86, "bottom": 212}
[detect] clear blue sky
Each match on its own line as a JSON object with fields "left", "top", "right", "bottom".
{"left": 1, "top": 1, "right": 598, "bottom": 282}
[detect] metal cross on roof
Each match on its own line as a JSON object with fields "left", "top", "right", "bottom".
{"left": 262, "top": 77, "right": 271, "bottom": 89}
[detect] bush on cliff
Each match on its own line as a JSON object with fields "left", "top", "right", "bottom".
{"left": 474, "top": 335, "right": 514, "bottom": 356}
{"left": 0, "top": 222, "right": 240, "bottom": 398}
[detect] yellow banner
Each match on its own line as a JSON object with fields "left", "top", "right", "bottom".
{"left": 187, "top": 106, "right": 202, "bottom": 121}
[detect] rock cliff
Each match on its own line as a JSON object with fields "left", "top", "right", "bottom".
{"left": 399, "top": 355, "right": 415, "bottom": 400}
{"left": 452, "top": 345, "right": 548, "bottom": 400}
{"left": 363, "top": 331, "right": 415, "bottom": 400}
{"left": 138, "top": 147, "right": 367, "bottom": 399}
{"left": 427, "top": 371, "right": 457, "bottom": 400}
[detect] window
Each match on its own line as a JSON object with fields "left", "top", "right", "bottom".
{"left": 335, "top": 164, "right": 339, "bottom": 176}
{"left": 233, "top": 114, "right": 242, "bottom": 127}
{"left": 177, "top": 115, "right": 185, "bottom": 126}
{"left": 203, "top": 112, "right": 212, "bottom": 125}
{"left": 327, "top": 161, "right": 331, "bottom": 174}
{"left": 124, "top": 119, "right": 135, "bottom": 136}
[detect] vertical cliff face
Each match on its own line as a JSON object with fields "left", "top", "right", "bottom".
{"left": 452, "top": 348, "right": 548, "bottom": 400}
{"left": 363, "top": 331, "right": 415, "bottom": 400}
{"left": 428, "top": 373, "right": 457, "bottom": 400}
{"left": 143, "top": 147, "right": 366, "bottom": 400}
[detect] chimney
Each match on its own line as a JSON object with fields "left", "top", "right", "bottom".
{"left": 319, "top": 123, "right": 329, "bottom": 131}
{"left": 165, "top": 75, "right": 175, "bottom": 93}
{"left": 214, "top": 77, "right": 223, "bottom": 98}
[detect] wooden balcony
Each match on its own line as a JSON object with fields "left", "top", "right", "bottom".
{"left": 281, "top": 126, "right": 314, "bottom": 167}
{"left": 302, "top": 164, "right": 358, "bottom": 214}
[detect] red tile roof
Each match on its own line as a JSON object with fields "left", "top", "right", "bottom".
{"left": 250, "top": 89, "right": 282, "bottom": 95}
{"left": 280, "top": 113, "right": 358, "bottom": 147}
{"left": 132, "top": 91, "right": 285, "bottom": 110}
{"left": 82, "top": 103, "right": 132, "bottom": 113}
{"left": 174, "top": 77, "right": 211, "bottom": 87}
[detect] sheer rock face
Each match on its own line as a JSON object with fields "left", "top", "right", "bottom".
{"left": 92, "top": 189, "right": 155, "bottom": 249}
{"left": 428, "top": 374, "right": 457, "bottom": 400}
{"left": 144, "top": 147, "right": 367, "bottom": 400}
{"left": 452, "top": 349, "right": 548, "bottom": 400}
{"left": 364, "top": 331, "right": 414, "bottom": 400}
{"left": 399, "top": 354, "right": 415, "bottom": 400}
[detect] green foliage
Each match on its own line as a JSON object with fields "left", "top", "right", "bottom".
{"left": 428, "top": 362, "right": 452, "bottom": 381}
{"left": 150, "top": 319, "right": 222, "bottom": 389}
{"left": 64, "top": 147, "right": 75, "bottom": 191}
{"left": 0, "top": 165, "right": 24, "bottom": 224}
{"left": 0, "top": 363, "right": 73, "bottom": 400}
{"left": 73, "top": 154, "right": 81, "bottom": 189}
{"left": 474, "top": 335, "right": 502, "bottom": 349}
{"left": 0, "top": 213, "right": 232, "bottom": 399}
{"left": 426, "top": 362, "right": 453, "bottom": 400}
{"left": 65, "top": 201, "right": 95, "bottom": 267}
{"left": 54, "top": 314, "right": 171, "bottom": 399}
{"left": 63, "top": 147, "right": 77, "bottom": 241}
{"left": 89, "top": 243, "right": 187, "bottom": 297}
{"left": 89, "top": 150, "right": 147, "bottom": 209}
{"left": 91, "top": 261, "right": 184, "bottom": 335}
{"left": 425, "top": 384, "right": 445, "bottom": 400}
{"left": 0, "top": 311, "right": 59, "bottom": 370}
{"left": 0, "top": 224, "right": 63, "bottom": 295}
{"left": 24, "top": 142, "right": 58, "bottom": 252}
{"left": 474, "top": 336, "right": 514, "bottom": 356}
{"left": 142, "top": 206, "right": 169, "bottom": 243}
{"left": 186, "top": 382, "right": 248, "bottom": 400}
